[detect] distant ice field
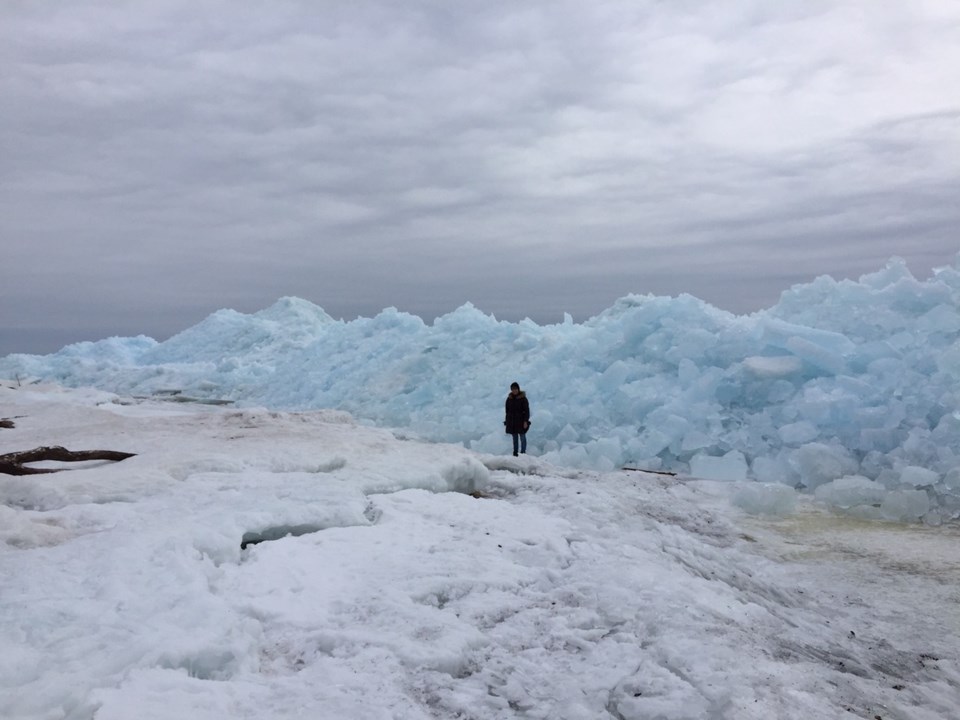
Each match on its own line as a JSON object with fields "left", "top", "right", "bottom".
{"left": 3, "top": 255, "right": 960, "bottom": 521}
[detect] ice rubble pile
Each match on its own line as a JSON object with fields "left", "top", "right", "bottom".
{"left": 4, "top": 257, "right": 960, "bottom": 521}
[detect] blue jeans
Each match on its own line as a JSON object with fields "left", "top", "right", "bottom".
{"left": 511, "top": 433, "right": 527, "bottom": 455}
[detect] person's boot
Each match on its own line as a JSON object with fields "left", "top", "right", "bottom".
{"left": 513, "top": 451, "right": 518, "bottom": 457}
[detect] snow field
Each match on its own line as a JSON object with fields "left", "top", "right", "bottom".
{"left": 1, "top": 385, "right": 958, "bottom": 719}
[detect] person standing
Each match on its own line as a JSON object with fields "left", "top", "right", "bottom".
{"left": 504, "top": 382, "right": 530, "bottom": 456}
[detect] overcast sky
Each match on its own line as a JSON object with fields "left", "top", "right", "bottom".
{"left": 2, "top": 1, "right": 958, "bottom": 355}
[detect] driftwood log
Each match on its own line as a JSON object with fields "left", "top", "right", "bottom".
{"left": 622, "top": 467, "right": 677, "bottom": 477}
{"left": 0, "top": 446, "right": 136, "bottom": 476}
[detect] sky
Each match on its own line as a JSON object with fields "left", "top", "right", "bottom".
{"left": 2, "top": 0, "right": 959, "bottom": 356}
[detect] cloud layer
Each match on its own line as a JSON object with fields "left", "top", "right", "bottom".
{"left": 2, "top": 0, "right": 958, "bottom": 354}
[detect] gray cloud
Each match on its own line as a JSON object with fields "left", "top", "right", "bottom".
{"left": 2, "top": 0, "right": 958, "bottom": 354}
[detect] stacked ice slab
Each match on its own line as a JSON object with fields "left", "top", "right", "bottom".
{"left": 3, "top": 256, "right": 960, "bottom": 521}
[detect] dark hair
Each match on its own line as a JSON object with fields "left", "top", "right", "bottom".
{"left": 510, "top": 382, "right": 520, "bottom": 390}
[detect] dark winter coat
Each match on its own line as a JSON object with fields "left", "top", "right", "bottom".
{"left": 504, "top": 391, "right": 530, "bottom": 434}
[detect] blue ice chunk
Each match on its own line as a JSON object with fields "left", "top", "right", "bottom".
{"left": 898, "top": 466, "right": 939, "bottom": 488}
{"left": 881, "top": 490, "right": 930, "bottom": 521}
{"left": 858, "top": 257, "right": 915, "bottom": 290}
{"left": 917, "top": 304, "right": 960, "bottom": 334}
{"left": 767, "top": 379, "right": 797, "bottom": 403}
{"left": 587, "top": 437, "right": 621, "bottom": 470}
{"left": 732, "top": 483, "right": 797, "bottom": 516}
{"left": 856, "top": 404, "right": 903, "bottom": 430}
{"left": 742, "top": 356, "right": 803, "bottom": 378}
{"left": 690, "top": 450, "right": 748, "bottom": 481}
{"left": 814, "top": 475, "right": 887, "bottom": 509}
{"left": 751, "top": 454, "right": 799, "bottom": 486}
{"left": 677, "top": 357, "right": 699, "bottom": 386}
{"left": 760, "top": 318, "right": 856, "bottom": 355}
{"left": 789, "top": 443, "right": 859, "bottom": 490}
{"left": 680, "top": 430, "right": 714, "bottom": 453}
{"left": 600, "top": 361, "right": 632, "bottom": 392}
{"left": 556, "top": 424, "right": 579, "bottom": 444}
{"left": 778, "top": 421, "right": 819, "bottom": 445}
{"left": 858, "top": 427, "right": 904, "bottom": 454}
{"left": 935, "top": 345, "right": 960, "bottom": 377}
{"left": 944, "top": 468, "right": 960, "bottom": 491}
{"left": 634, "top": 428, "right": 673, "bottom": 458}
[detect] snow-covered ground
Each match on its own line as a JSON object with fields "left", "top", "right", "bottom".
{"left": 2, "top": 383, "right": 958, "bottom": 719}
